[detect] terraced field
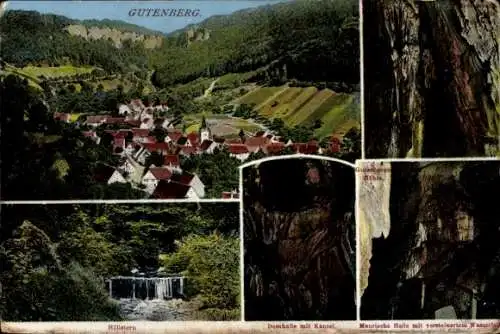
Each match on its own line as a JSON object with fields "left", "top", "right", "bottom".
{"left": 235, "top": 85, "right": 361, "bottom": 139}
{"left": 315, "top": 94, "right": 360, "bottom": 139}
{"left": 236, "top": 86, "right": 287, "bottom": 107}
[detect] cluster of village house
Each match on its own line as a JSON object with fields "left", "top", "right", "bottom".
{"left": 54, "top": 99, "right": 341, "bottom": 199}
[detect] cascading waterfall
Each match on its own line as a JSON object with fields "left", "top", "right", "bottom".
{"left": 107, "top": 276, "right": 185, "bottom": 300}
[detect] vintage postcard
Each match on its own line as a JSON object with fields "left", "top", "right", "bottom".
{"left": 2, "top": 0, "right": 500, "bottom": 333}
{"left": 0, "top": 0, "right": 360, "bottom": 200}
{"left": 363, "top": 0, "right": 500, "bottom": 158}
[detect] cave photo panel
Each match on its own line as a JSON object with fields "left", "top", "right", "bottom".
{"left": 358, "top": 160, "right": 500, "bottom": 320}
{"left": 363, "top": 0, "right": 500, "bottom": 158}
{"left": 242, "top": 157, "right": 356, "bottom": 320}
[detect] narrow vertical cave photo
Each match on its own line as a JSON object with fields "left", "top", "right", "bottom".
{"left": 363, "top": 0, "right": 500, "bottom": 158}
{"left": 359, "top": 160, "right": 500, "bottom": 320}
{"left": 243, "top": 157, "right": 356, "bottom": 320}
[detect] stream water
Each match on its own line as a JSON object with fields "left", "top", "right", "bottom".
{"left": 117, "top": 298, "right": 194, "bottom": 321}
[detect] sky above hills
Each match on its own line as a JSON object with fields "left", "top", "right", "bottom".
{"left": 6, "top": 0, "right": 290, "bottom": 33}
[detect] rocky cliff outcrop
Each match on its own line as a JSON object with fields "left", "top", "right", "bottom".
{"left": 65, "top": 24, "right": 163, "bottom": 49}
{"left": 361, "top": 161, "right": 500, "bottom": 319}
{"left": 186, "top": 27, "right": 211, "bottom": 46}
{"left": 243, "top": 158, "right": 355, "bottom": 320}
{"left": 364, "top": 0, "right": 500, "bottom": 158}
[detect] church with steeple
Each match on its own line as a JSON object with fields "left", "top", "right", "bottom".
{"left": 199, "top": 115, "right": 212, "bottom": 142}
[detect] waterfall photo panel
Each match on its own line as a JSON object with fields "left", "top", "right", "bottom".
{"left": 358, "top": 159, "right": 500, "bottom": 320}
{"left": 362, "top": 0, "right": 500, "bottom": 159}
{"left": 241, "top": 156, "right": 356, "bottom": 321}
{"left": 0, "top": 202, "right": 241, "bottom": 321}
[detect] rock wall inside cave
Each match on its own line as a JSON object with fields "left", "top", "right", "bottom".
{"left": 364, "top": 0, "right": 500, "bottom": 158}
{"left": 243, "top": 159, "right": 356, "bottom": 320}
{"left": 358, "top": 161, "right": 392, "bottom": 298}
{"left": 361, "top": 161, "right": 500, "bottom": 320}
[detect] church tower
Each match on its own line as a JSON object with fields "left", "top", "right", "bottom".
{"left": 199, "top": 115, "right": 211, "bottom": 142}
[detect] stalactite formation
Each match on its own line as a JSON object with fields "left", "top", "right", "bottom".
{"left": 360, "top": 161, "right": 500, "bottom": 319}
{"left": 243, "top": 158, "right": 356, "bottom": 320}
{"left": 364, "top": 0, "right": 500, "bottom": 158}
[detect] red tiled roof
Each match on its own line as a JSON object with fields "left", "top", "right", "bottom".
{"left": 86, "top": 115, "right": 110, "bottom": 123}
{"left": 132, "top": 128, "right": 149, "bottom": 137}
{"left": 228, "top": 144, "right": 249, "bottom": 154}
{"left": 144, "top": 142, "right": 169, "bottom": 152}
{"left": 170, "top": 172, "right": 195, "bottom": 185}
{"left": 113, "top": 137, "right": 125, "bottom": 147}
{"left": 187, "top": 132, "right": 200, "bottom": 145}
{"left": 308, "top": 140, "right": 319, "bottom": 146}
{"left": 152, "top": 180, "right": 191, "bottom": 199}
{"left": 54, "top": 112, "right": 70, "bottom": 121}
{"left": 292, "top": 143, "right": 318, "bottom": 154}
{"left": 246, "top": 145, "right": 261, "bottom": 153}
{"left": 106, "top": 117, "right": 126, "bottom": 124}
{"left": 199, "top": 140, "right": 214, "bottom": 151}
{"left": 164, "top": 154, "right": 180, "bottom": 167}
{"left": 330, "top": 141, "right": 341, "bottom": 153}
{"left": 181, "top": 146, "right": 198, "bottom": 155}
{"left": 226, "top": 138, "right": 243, "bottom": 144}
{"left": 167, "top": 130, "right": 183, "bottom": 142}
{"left": 126, "top": 120, "right": 141, "bottom": 127}
{"left": 149, "top": 167, "right": 173, "bottom": 180}
{"left": 144, "top": 136, "right": 157, "bottom": 144}
{"left": 245, "top": 136, "right": 269, "bottom": 147}
{"left": 331, "top": 136, "right": 341, "bottom": 144}
{"left": 264, "top": 143, "right": 285, "bottom": 154}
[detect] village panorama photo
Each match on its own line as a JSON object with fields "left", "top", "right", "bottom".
{"left": 0, "top": 0, "right": 360, "bottom": 200}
